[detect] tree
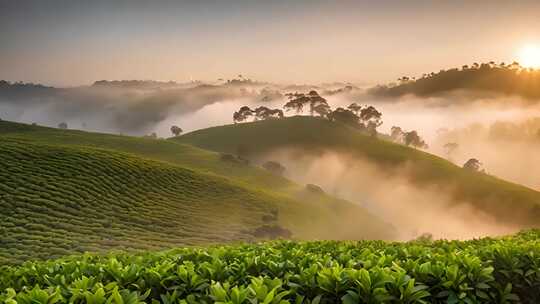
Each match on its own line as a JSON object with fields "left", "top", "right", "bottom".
{"left": 58, "top": 122, "right": 68, "bottom": 129}
{"left": 347, "top": 103, "right": 362, "bottom": 115}
{"left": 307, "top": 91, "right": 330, "bottom": 117}
{"left": 443, "top": 142, "right": 459, "bottom": 159}
{"left": 312, "top": 102, "right": 331, "bottom": 117}
{"left": 390, "top": 126, "right": 405, "bottom": 143}
{"left": 404, "top": 131, "right": 428, "bottom": 149}
{"left": 262, "top": 161, "right": 286, "bottom": 176}
{"left": 284, "top": 93, "right": 310, "bottom": 114}
{"left": 170, "top": 125, "right": 183, "bottom": 136}
{"left": 359, "top": 105, "right": 383, "bottom": 135}
{"left": 233, "top": 106, "right": 254, "bottom": 123}
{"left": 284, "top": 90, "right": 329, "bottom": 116}
{"left": 254, "top": 106, "right": 284, "bottom": 120}
{"left": 327, "top": 108, "right": 359, "bottom": 127}
{"left": 463, "top": 158, "right": 484, "bottom": 172}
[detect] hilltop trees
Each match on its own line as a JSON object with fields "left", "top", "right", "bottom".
{"left": 170, "top": 125, "right": 183, "bottom": 137}
{"left": 254, "top": 106, "right": 284, "bottom": 120}
{"left": 284, "top": 90, "right": 330, "bottom": 117}
{"left": 233, "top": 106, "right": 255, "bottom": 123}
{"left": 58, "top": 122, "right": 68, "bottom": 129}
{"left": 231, "top": 91, "right": 385, "bottom": 136}
{"left": 283, "top": 93, "right": 309, "bottom": 114}
{"left": 233, "top": 106, "right": 284, "bottom": 123}
{"left": 327, "top": 108, "right": 359, "bottom": 127}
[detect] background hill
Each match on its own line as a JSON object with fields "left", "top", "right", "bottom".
{"left": 176, "top": 116, "right": 540, "bottom": 229}
{"left": 0, "top": 120, "right": 394, "bottom": 264}
{"left": 369, "top": 62, "right": 540, "bottom": 100}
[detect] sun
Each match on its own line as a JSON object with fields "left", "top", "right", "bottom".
{"left": 518, "top": 45, "right": 540, "bottom": 69}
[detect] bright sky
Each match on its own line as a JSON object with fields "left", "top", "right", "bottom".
{"left": 1, "top": 0, "right": 540, "bottom": 86}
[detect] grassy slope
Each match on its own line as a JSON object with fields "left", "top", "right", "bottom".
{"left": 176, "top": 116, "right": 540, "bottom": 227}
{"left": 0, "top": 121, "right": 394, "bottom": 264}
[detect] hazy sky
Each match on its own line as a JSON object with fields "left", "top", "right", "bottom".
{"left": 1, "top": 0, "right": 540, "bottom": 86}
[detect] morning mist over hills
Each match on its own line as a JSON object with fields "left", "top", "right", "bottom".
{"left": 2, "top": 1, "right": 540, "bottom": 303}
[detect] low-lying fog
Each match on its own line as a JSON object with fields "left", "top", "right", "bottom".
{"left": 3, "top": 81, "right": 540, "bottom": 239}
{"left": 262, "top": 149, "right": 521, "bottom": 240}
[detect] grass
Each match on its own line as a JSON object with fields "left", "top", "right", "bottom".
{"left": 0, "top": 121, "right": 394, "bottom": 264}
{"left": 175, "top": 116, "right": 540, "bottom": 228}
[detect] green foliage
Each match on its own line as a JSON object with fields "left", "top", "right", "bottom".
{"left": 0, "top": 120, "right": 395, "bottom": 264}
{"left": 1, "top": 231, "right": 540, "bottom": 303}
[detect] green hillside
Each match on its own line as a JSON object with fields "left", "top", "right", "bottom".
{"left": 0, "top": 121, "right": 394, "bottom": 264}
{"left": 176, "top": 116, "right": 540, "bottom": 228}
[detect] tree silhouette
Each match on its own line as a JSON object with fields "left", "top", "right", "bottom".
{"left": 284, "top": 92, "right": 310, "bottom": 114}
{"left": 284, "top": 90, "right": 329, "bottom": 116}
{"left": 58, "top": 122, "right": 68, "bottom": 129}
{"left": 327, "top": 108, "right": 359, "bottom": 127}
{"left": 463, "top": 158, "right": 484, "bottom": 172}
{"left": 233, "top": 106, "right": 254, "bottom": 123}
{"left": 404, "top": 131, "right": 428, "bottom": 149}
{"left": 359, "top": 105, "right": 383, "bottom": 135}
{"left": 170, "top": 125, "right": 183, "bottom": 136}
{"left": 347, "top": 103, "right": 362, "bottom": 115}
{"left": 254, "top": 106, "right": 284, "bottom": 120}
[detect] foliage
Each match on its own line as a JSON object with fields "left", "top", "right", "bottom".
{"left": 463, "top": 158, "right": 484, "bottom": 173}
{"left": 170, "top": 125, "right": 183, "bottom": 137}
{"left": 1, "top": 231, "right": 540, "bottom": 303}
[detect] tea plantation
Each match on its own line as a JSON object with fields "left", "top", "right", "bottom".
{"left": 0, "top": 121, "right": 394, "bottom": 264}
{"left": 1, "top": 230, "right": 540, "bottom": 303}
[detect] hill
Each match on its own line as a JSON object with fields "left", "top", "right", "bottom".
{"left": 175, "top": 116, "right": 540, "bottom": 228}
{"left": 0, "top": 121, "right": 394, "bottom": 264}
{"left": 368, "top": 62, "right": 540, "bottom": 100}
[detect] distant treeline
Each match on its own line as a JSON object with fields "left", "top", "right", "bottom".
{"left": 369, "top": 62, "right": 540, "bottom": 99}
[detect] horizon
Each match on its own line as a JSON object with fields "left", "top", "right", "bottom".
{"left": 2, "top": 0, "right": 540, "bottom": 86}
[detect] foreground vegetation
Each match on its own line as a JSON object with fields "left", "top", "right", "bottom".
{"left": 1, "top": 230, "right": 539, "bottom": 303}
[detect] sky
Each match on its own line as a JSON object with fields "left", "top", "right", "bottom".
{"left": 1, "top": 0, "right": 540, "bottom": 86}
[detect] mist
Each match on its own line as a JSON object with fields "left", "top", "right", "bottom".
{"left": 259, "top": 148, "right": 521, "bottom": 240}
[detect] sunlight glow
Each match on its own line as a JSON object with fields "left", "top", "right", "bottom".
{"left": 518, "top": 45, "right": 540, "bottom": 69}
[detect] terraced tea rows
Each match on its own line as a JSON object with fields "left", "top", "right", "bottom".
{"left": 0, "top": 139, "right": 285, "bottom": 263}
{"left": 0, "top": 127, "right": 394, "bottom": 264}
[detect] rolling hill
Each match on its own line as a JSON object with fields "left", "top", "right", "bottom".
{"left": 0, "top": 120, "right": 394, "bottom": 264}
{"left": 176, "top": 116, "right": 540, "bottom": 228}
